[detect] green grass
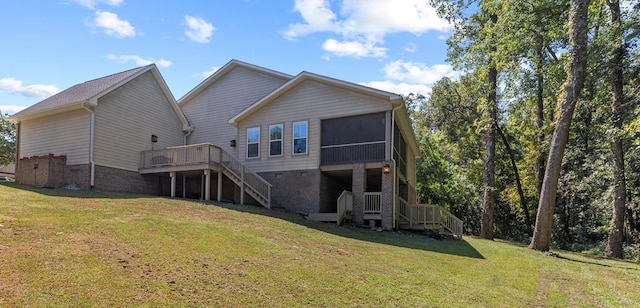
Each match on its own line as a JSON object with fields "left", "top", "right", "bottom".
{"left": 1, "top": 183, "right": 639, "bottom": 307}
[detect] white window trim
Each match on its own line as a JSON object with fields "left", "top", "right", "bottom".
{"left": 247, "top": 127, "right": 260, "bottom": 159}
{"left": 292, "top": 120, "right": 308, "bottom": 155}
{"left": 269, "top": 124, "right": 283, "bottom": 157}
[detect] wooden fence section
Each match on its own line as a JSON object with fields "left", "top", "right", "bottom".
{"left": 397, "top": 197, "right": 463, "bottom": 239}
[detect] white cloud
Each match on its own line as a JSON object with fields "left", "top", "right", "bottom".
{"left": 322, "top": 38, "right": 386, "bottom": 58}
{"left": 73, "top": 0, "right": 123, "bottom": 9}
{"left": 0, "top": 105, "right": 28, "bottom": 115}
{"left": 284, "top": 0, "right": 451, "bottom": 58}
{"left": 184, "top": 15, "right": 215, "bottom": 43}
{"left": 403, "top": 43, "right": 417, "bottom": 53}
{"left": 200, "top": 66, "right": 221, "bottom": 78}
{"left": 90, "top": 11, "right": 136, "bottom": 38}
{"left": 360, "top": 80, "right": 432, "bottom": 96}
{"left": 383, "top": 60, "right": 460, "bottom": 84}
{"left": 0, "top": 77, "right": 60, "bottom": 99}
{"left": 107, "top": 54, "right": 172, "bottom": 67}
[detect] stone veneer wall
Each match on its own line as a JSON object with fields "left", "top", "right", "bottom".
{"left": 16, "top": 155, "right": 67, "bottom": 187}
{"left": 258, "top": 169, "right": 321, "bottom": 213}
{"left": 94, "top": 165, "right": 163, "bottom": 195}
{"left": 381, "top": 160, "right": 394, "bottom": 230}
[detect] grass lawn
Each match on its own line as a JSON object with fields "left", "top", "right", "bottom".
{"left": 1, "top": 183, "right": 639, "bottom": 307}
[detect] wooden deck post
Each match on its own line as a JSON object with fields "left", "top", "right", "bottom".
{"left": 240, "top": 166, "right": 245, "bottom": 205}
{"left": 170, "top": 171, "right": 176, "bottom": 198}
{"left": 204, "top": 169, "right": 211, "bottom": 201}
{"left": 217, "top": 171, "right": 222, "bottom": 202}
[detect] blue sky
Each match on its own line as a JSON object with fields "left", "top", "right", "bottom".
{"left": 0, "top": 0, "right": 458, "bottom": 115}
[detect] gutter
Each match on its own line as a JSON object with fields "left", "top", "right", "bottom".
{"left": 82, "top": 103, "right": 96, "bottom": 188}
{"left": 390, "top": 102, "right": 402, "bottom": 230}
{"left": 183, "top": 127, "right": 193, "bottom": 146}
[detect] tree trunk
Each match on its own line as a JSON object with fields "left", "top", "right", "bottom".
{"left": 480, "top": 18, "right": 498, "bottom": 239}
{"left": 496, "top": 121, "right": 533, "bottom": 236}
{"left": 536, "top": 36, "right": 546, "bottom": 199}
{"left": 529, "top": 0, "right": 589, "bottom": 251}
{"left": 605, "top": 0, "right": 626, "bottom": 259}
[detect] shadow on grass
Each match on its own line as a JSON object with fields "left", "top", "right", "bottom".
{"left": 552, "top": 253, "right": 640, "bottom": 271}
{"left": 214, "top": 201, "right": 485, "bottom": 260}
{"left": 2, "top": 183, "right": 484, "bottom": 259}
{"left": 0, "top": 182, "right": 159, "bottom": 200}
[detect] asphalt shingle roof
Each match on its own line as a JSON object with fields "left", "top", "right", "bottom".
{"left": 13, "top": 65, "right": 151, "bottom": 118}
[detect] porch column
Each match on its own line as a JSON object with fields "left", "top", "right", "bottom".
{"left": 182, "top": 175, "right": 186, "bottom": 198}
{"left": 352, "top": 163, "right": 366, "bottom": 225}
{"left": 217, "top": 171, "right": 223, "bottom": 202}
{"left": 204, "top": 170, "right": 211, "bottom": 201}
{"left": 381, "top": 160, "right": 394, "bottom": 230}
{"left": 170, "top": 171, "right": 176, "bottom": 198}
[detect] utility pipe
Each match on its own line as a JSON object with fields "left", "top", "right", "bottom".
{"left": 82, "top": 104, "right": 96, "bottom": 188}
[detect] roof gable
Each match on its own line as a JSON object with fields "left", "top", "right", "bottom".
{"left": 178, "top": 59, "right": 292, "bottom": 106}
{"left": 228, "top": 71, "right": 403, "bottom": 125}
{"left": 10, "top": 65, "right": 191, "bottom": 131}
{"left": 11, "top": 65, "right": 151, "bottom": 120}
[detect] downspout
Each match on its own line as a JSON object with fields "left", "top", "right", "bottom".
{"left": 183, "top": 128, "right": 193, "bottom": 146}
{"left": 390, "top": 103, "right": 402, "bottom": 230}
{"left": 82, "top": 104, "right": 96, "bottom": 188}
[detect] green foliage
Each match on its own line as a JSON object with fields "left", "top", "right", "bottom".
{"left": 0, "top": 111, "right": 16, "bottom": 166}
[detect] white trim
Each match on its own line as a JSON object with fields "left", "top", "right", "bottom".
{"left": 268, "top": 124, "right": 283, "bottom": 157}
{"left": 247, "top": 127, "right": 260, "bottom": 159}
{"left": 292, "top": 121, "right": 308, "bottom": 155}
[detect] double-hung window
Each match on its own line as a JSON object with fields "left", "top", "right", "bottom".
{"left": 292, "top": 121, "right": 308, "bottom": 154}
{"left": 247, "top": 127, "right": 260, "bottom": 158}
{"left": 269, "top": 124, "right": 283, "bottom": 156}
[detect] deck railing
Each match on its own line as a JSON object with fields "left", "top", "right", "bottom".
{"left": 397, "top": 197, "right": 463, "bottom": 239}
{"left": 363, "top": 192, "right": 382, "bottom": 216}
{"left": 140, "top": 143, "right": 271, "bottom": 208}
{"left": 336, "top": 190, "right": 353, "bottom": 225}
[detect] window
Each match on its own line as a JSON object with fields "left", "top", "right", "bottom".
{"left": 269, "top": 124, "right": 283, "bottom": 156}
{"left": 247, "top": 127, "right": 260, "bottom": 158}
{"left": 293, "top": 121, "right": 308, "bottom": 154}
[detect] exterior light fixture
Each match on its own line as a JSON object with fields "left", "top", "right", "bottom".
{"left": 382, "top": 164, "right": 391, "bottom": 174}
{"left": 151, "top": 134, "right": 158, "bottom": 143}
{"left": 230, "top": 139, "right": 237, "bottom": 147}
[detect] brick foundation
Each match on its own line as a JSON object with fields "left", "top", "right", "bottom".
{"left": 258, "top": 169, "right": 322, "bottom": 213}
{"left": 94, "top": 165, "right": 163, "bottom": 195}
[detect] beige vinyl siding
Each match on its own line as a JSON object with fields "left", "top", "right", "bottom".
{"left": 94, "top": 71, "right": 185, "bottom": 172}
{"left": 181, "top": 67, "right": 289, "bottom": 156}
{"left": 239, "top": 80, "right": 392, "bottom": 172}
{"left": 19, "top": 109, "right": 90, "bottom": 165}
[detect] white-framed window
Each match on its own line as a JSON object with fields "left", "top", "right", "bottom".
{"left": 247, "top": 127, "right": 260, "bottom": 158}
{"left": 292, "top": 121, "right": 308, "bottom": 155}
{"left": 269, "top": 124, "right": 283, "bottom": 157}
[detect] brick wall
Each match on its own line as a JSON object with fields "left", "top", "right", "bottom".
{"left": 94, "top": 165, "right": 162, "bottom": 195}
{"left": 258, "top": 169, "right": 322, "bottom": 213}
{"left": 16, "top": 155, "right": 67, "bottom": 187}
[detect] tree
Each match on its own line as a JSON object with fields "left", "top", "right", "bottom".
{"left": 0, "top": 111, "right": 16, "bottom": 166}
{"left": 605, "top": 0, "right": 627, "bottom": 259}
{"left": 529, "top": 0, "right": 590, "bottom": 251}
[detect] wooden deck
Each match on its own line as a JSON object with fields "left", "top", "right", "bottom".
{"left": 139, "top": 143, "right": 271, "bottom": 208}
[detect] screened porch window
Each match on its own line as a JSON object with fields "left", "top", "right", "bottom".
{"left": 269, "top": 124, "right": 283, "bottom": 156}
{"left": 293, "top": 121, "right": 308, "bottom": 154}
{"left": 247, "top": 127, "right": 260, "bottom": 158}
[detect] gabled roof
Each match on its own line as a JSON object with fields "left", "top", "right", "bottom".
{"left": 10, "top": 65, "right": 192, "bottom": 131}
{"left": 228, "top": 71, "right": 403, "bottom": 125}
{"left": 178, "top": 59, "right": 293, "bottom": 106}
{"left": 227, "top": 70, "right": 420, "bottom": 157}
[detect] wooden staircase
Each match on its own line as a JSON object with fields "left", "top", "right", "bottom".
{"left": 397, "top": 197, "right": 463, "bottom": 239}
{"left": 140, "top": 143, "right": 272, "bottom": 209}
